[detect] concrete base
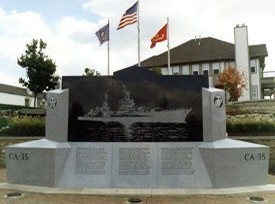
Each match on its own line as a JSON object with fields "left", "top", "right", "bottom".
{"left": 5, "top": 139, "right": 70, "bottom": 187}
{"left": 200, "top": 139, "right": 269, "bottom": 188}
{"left": 5, "top": 138, "right": 269, "bottom": 188}
{"left": 1, "top": 182, "right": 275, "bottom": 196}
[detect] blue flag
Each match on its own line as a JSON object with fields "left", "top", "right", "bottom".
{"left": 95, "top": 24, "right": 109, "bottom": 45}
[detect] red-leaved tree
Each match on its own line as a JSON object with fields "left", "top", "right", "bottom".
{"left": 215, "top": 65, "right": 247, "bottom": 102}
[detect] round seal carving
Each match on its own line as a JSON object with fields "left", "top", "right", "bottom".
{"left": 214, "top": 94, "right": 223, "bottom": 108}
{"left": 48, "top": 96, "right": 57, "bottom": 109}
{"left": 100, "top": 31, "right": 108, "bottom": 42}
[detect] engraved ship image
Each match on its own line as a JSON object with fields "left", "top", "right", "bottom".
{"left": 78, "top": 87, "right": 192, "bottom": 127}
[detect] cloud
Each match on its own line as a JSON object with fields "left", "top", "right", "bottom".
{"left": 0, "top": 9, "right": 52, "bottom": 59}
{"left": 0, "top": 9, "right": 55, "bottom": 86}
{"left": 1, "top": 0, "right": 275, "bottom": 88}
{"left": 48, "top": 16, "right": 113, "bottom": 76}
{"left": 83, "top": 0, "right": 126, "bottom": 18}
{"left": 0, "top": 10, "right": 51, "bottom": 38}
{"left": 0, "top": 6, "right": 114, "bottom": 85}
{"left": 55, "top": 17, "right": 95, "bottom": 44}
{"left": 0, "top": 70, "right": 21, "bottom": 86}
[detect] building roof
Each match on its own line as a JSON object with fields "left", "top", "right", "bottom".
{"left": 0, "top": 83, "right": 32, "bottom": 97}
{"left": 140, "top": 37, "right": 268, "bottom": 68}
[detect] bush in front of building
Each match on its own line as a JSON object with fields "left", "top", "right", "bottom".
{"left": 1, "top": 113, "right": 275, "bottom": 137}
{"left": 0, "top": 103, "right": 32, "bottom": 111}
{"left": 0, "top": 117, "right": 45, "bottom": 137}
{"left": 0, "top": 117, "right": 9, "bottom": 129}
{"left": 227, "top": 114, "right": 275, "bottom": 136}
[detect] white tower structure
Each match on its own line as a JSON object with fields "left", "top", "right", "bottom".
{"left": 234, "top": 24, "right": 250, "bottom": 101}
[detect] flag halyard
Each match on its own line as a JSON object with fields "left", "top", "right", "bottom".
{"left": 117, "top": 2, "right": 138, "bottom": 30}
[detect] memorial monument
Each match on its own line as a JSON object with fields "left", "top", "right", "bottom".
{"left": 5, "top": 66, "right": 269, "bottom": 188}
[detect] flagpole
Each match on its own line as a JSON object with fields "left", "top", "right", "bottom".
{"left": 108, "top": 18, "right": 110, "bottom": 75}
{"left": 167, "top": 17, "right": 170, "bottom": 75}
{"left": 137, "top": 0, "right": 140, "bottom": 67}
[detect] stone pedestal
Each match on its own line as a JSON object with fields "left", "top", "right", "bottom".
{"left": 200, "top": 139, "right": 269, "bottom": 188}
{"left": 5, "top": 88, "right": 270, "bottom": 189}
{"left": 6, "top": 140, "right": 269, "bottom": 188}
{"left": 46, "top": 89, "right": 69, "bottom": 142}
{"left": 5, "top": 139, "right": 70, "bottom": 187}
{"left": 202, "top": 88, "right": 226, "bottom": 142}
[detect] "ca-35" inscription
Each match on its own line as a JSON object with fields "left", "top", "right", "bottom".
{"left": 8, "top": 152, "right": 29, "bottom": 161}
{"left": 244, "top": 153, "right": 266, "bottom": 161}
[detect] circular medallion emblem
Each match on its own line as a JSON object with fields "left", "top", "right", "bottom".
{"left": 214, "top": 94, "right": 223, "bottom": 108}
{"left": 48, "top": 96, "right": 57, "bottom": 109}
{"left": 100, "top": 31, "right": 108, "bottom": 41}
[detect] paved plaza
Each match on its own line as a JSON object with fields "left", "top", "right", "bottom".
{"left": 1, "top": 168, "right": 275, "bottom": 203}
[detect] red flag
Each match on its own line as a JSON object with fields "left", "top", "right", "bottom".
{"left": 150, "top": 24, "right": 167, "bottom": 48}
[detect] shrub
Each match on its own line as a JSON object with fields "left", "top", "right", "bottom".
{"left": 0, "top": 117, "right": 45, "bottom": 136}
{"left": 227, "top": 114, "right": 275, "bottom": 136}
{"left": 0, "top": 117, "right": 9, "bottom": 129}
{"left": 0, "top": 103, "right": 36, "bottom": 111}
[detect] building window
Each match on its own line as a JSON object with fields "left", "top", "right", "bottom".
{"left": 192, "top": 64, "right": 199, "bottom": 75}
{"left": 250, "top": 59, "right": 257, "bottom": 73}
{"left": 230, "top": 61, "right": 235, "bottom": 68}
{"left": 161, "top": 68, "right": 168, "bottom": 75}
{"left": 182, "top": 65, "right": 189, "bottom": 75}
{"left": 251, "top": 85, "right": 258, "bottom": 100}
{"left": 225, "top": 61, "right": 235, "bottom": 69}
{"left": 203, "top": 70, "right": 209, "bottom": 75}
{"left": 220, "top": 62, "right": 225, "bottom": 72}
{"left": 251, "top": 66, "right": 256, "bottom": 73}
{"left": 202, "top": 63, "right": 209, "bottom": 75}
{"left": 213, "top": 69, "right": 219, "bottom": 74}
{"left": 225, "top": 62, "right": 230, "bottom": 68}
{"left": 213, "top": 63, "right": 220, "bottom": 74}
{"left": 172, "top": 66, "right": 179, "bottom": 75}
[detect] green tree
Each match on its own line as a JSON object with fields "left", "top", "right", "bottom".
{"left": 18, "top": 39, "right": 59, "bottom": 107}
{"left": 215, "top": 65, "right": 246, "bottom": 102}
{"left": 150, "top": 67, "right": 162, "bottom": 75}
{"left": 83, "top": 68, "right": 100, "bottom": 76}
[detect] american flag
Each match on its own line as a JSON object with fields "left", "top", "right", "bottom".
{"left": 117, "top": 2, "right": 138, "bottom": 30}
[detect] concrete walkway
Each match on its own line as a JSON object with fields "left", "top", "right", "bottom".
{"left": 1, "top": 168, "right": 275, "bottom": 203}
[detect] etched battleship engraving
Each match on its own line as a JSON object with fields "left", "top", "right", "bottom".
{"left": 78, "top": 86, "right": 192, "bottom": 128}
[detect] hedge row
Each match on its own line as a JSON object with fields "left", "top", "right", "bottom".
{"left": 0, "top": 114, "right": 275, "bottom": 137}
{"left": 0, "top": 117, "right": 45, "bottom": 137}
{"left": 0, "top": 103, "right": 35, "bottom": 111}
{"left": 226, "top": 114, "right": 275, "bottom": 136}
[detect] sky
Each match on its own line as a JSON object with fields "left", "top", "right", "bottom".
{"left": 0, "top": 0, "right": 275, "bottom": 87}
